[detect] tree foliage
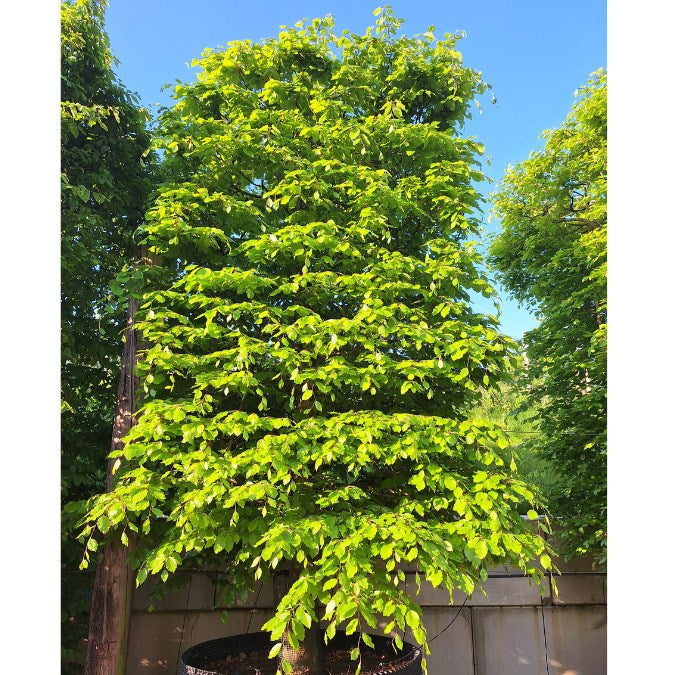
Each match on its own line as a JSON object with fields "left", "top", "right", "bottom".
{"left": 490, "top": 70, "right": 607, "bottom": 565}
{"left": 469, "top": 373, "right": 558, "bottom": 506}
{"left": 74, "top": 8, "right": 551, "bottom": 672}
{"left": 61, "top": 0, "right": 151, "bottom": 667}
{"left": 61, "top": 0, "right": 151, "bottom": 501}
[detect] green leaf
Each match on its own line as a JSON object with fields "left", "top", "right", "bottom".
{"left": 136, "top": 568, "right": 147, "bottom": 587}
{"left": 474, "top": 539, "right": 488, "bottom": 560}
{"left": 380, "top": 543, "right": 393, "bottom": 560}
{"left": 297, "top": 607, "right": 312, "bottom": 629}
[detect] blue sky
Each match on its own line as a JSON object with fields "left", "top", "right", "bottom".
{"left": 104, "top": 0, "right": 606, "bottom": 338}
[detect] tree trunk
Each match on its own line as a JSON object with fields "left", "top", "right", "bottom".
{"left": 84, "top": 299, "right": 139, "bottom": 675}
{"left": 273, "top": 570, "right": 321, "bottom": 674}
{"left": 280, "top": 626, "right": 321, "bottom": 675}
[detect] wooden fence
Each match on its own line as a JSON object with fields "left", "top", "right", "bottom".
{"left": 126, "top": 555, "right": 606, "bottom": 674}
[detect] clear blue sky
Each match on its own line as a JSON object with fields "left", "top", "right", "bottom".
{"left": 104, "top": 0, "right": 606, "bottom": 338}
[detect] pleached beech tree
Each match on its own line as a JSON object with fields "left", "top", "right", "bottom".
{"left": 77, "top": 8, "right": 552, "bottom": 673}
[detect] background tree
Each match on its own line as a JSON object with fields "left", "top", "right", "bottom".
{"left": 75, "top": 8, "right": 552, "bottom": 674}
{"left": 468, "top": 366, "right": 558, "bottom": 507}
{"left": 61, "top": 0, "right": 152, "bottom": 669}
{"left": 489, "top": 70, "right": 607, "bottom": 566}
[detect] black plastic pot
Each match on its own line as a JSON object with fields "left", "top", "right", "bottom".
{"left": 178, "top": 630, "right": 423, "bottom": 675}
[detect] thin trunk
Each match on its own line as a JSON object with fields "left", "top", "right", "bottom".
{"left": 281, "top": 626, "right": 321, "bottom": 675}
{"left": 84, "top": 299, "right": 138, "bottom": 675}
{"left": 274, "top": 570, "right": 321, "bottom": 674}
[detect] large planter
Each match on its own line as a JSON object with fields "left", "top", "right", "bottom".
{"left": 178, "top": 630, "right": 423, "bottom": 675}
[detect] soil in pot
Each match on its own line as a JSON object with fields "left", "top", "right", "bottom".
{"left": 202, "top": 645, "right": 417, "bottom": 674}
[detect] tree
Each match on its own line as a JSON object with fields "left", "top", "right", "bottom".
{"left": 61, "top": 0, "right": 151, "bottom": 669}
{"left": 489, "top": 70, "right": 607, "bottom": 565}
{"left": 75, "top": 8, "right": 552, "bottom": 673}
{"left": 469, "top": 371, "right": 558, "bottom": 506}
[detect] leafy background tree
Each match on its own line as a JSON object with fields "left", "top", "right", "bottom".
{"left": 74, "top": 9, "right": 551, "bottom": 674}
{"left": 490, "top": 69, "right": 607, "bottom": 566}
{"left": 468, "top": 368, "right": 559, "bottom": 512}
{"left": 61, "top": 0, "right": 151, "bottom": 668}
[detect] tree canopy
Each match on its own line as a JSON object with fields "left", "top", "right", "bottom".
{"left": 490, "top": 69, "right": 607, "bottom": 565}
{"left": 61, "top": 0, "right": 151, "bottom": 667}
{"left": 61, "top": 0, "right": 151, "bottom": 502}
{"left": 74, "top": 8, "right": 551, "bottom": 673}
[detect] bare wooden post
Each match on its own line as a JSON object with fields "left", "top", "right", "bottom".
{"left": 84, "top": 299, "right": 138, "bottom": 675}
